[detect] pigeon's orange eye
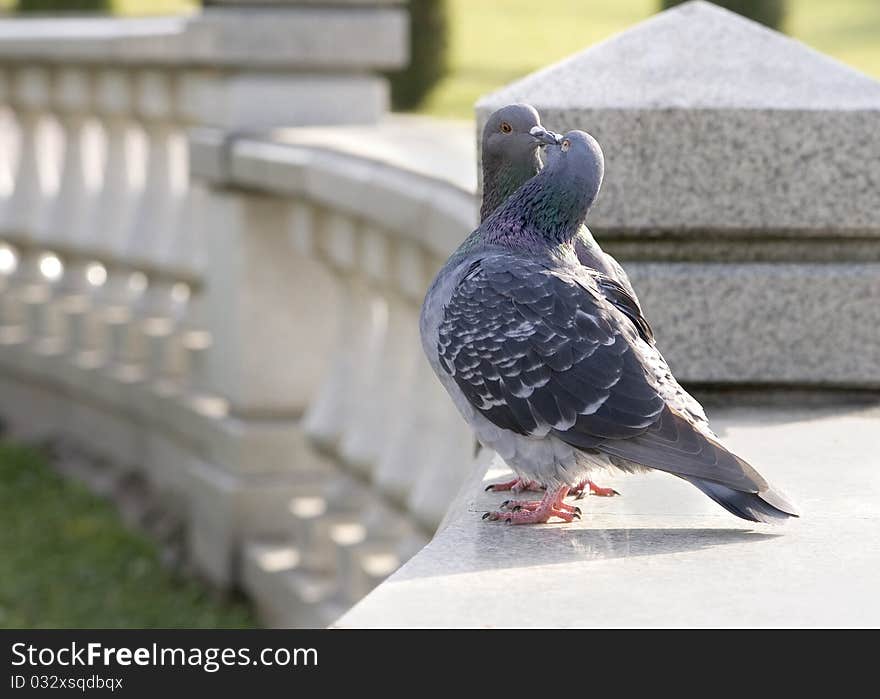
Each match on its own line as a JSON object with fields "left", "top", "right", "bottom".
{"left": 561, "top": 139, "right": 571, "bottom": 152}
{"left": 500, "top": 122, "right": 512, "bottom": 134}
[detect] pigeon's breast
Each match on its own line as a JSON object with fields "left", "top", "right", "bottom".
{"left": 466, "top": 408, "right": 613, "bottom": 488}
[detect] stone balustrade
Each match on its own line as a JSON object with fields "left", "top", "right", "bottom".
{"left": 0, "top": 1, "right": 878, "bottom": 629}
{"left": 187, "top": 117, "right": 479, "bottom": 625}
{"left": 0, "top": 3, "right": 474, "bottom": 628}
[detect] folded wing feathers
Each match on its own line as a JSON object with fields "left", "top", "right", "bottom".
{"left": 437, "top": 253, "right": 782, "bottom": 499}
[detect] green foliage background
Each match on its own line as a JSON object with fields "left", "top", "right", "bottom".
{"left": 388, "top": 0, "right": 450, "bottom": 111}
{"left": 661, "top": 0, "right": 786, "bottom": 29}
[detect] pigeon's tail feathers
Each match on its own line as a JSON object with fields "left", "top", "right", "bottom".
{"left": 593, "top": 406, "right": 769, "bottom": 493}
{"left": 683, "top": 476, "right": 800, "bottom": 523}
{"left": 587, "top": 406, "right": 800, "bottom": 522}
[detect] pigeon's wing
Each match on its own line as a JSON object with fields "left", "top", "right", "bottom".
{"left": 594, "top": 274, "right": 654, "bottom": 345}
{"left": 601, "top": 252, "right": 641, "bottom": 307}
{"left": 573, "top": 230, "right": 652, "bottom": 344}
{"left": 643, "top": 346, "right": 712, "bottom": 430}
{"left": 437, "top": 254, "right": 766, "bottom": 492}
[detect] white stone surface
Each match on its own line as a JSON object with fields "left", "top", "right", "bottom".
{"left": 268, "top": 116, "right": 476, "bottom": 193}
{"left": 186, "top": 458, "right": 329, "bottom": 587}
{"left": 336, "top": 404, "right": 880, "bottom": 627}
{"left": 185, "top": 7, "right": 407, "bottom": 70}
{"left": 190, "top": 116, "right": 477, "bottom": 259}
{"left": 180, "top": 71, "right": 389, "bottom": 129}
{"left": 202, "top": 191, "right": 339, "bottom": 415}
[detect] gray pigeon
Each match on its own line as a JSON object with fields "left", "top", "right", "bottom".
{"left": 420, "top": 130, "right": 799, "bottom": 524}
{"left": 480, "top": 104, "right": 629, "bottom": 497}
{"left": 481, "top": 104, "right": 643, "bottom": 318}
{"left": 479, "top": 104, "right": 702, "bottom": 498}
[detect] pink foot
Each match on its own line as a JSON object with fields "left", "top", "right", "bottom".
{"left": 484, "top": 477, "right": 543, "bottom": 493}
{"left": 570, "top": 479, "right": 620, "bottom": 500}
{"left": 483, "top": 486, "right": 576, "bottom": 524}
{"left": 500, "top": 498, "right": 581, "bottom": 515}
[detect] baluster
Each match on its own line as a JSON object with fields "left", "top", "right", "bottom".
{"left": 406, "top": 385, "right": 476, "bottom": 530}
{"left": 62, "top": 69, "right": 142, "bottom": 383}
{"left": 338, "top": 225, "right": 393, "bottom": 472}
{"left": 0, "top": 243, "right": 17, "bottom": 345}
{"left": 143, "top": 173, "right": 208, "bottom": 399}
{"left": 0, "top": 68, "right": 14, "bottom": 224}
{"left": 103, "top": 69, "right": 183, "bottom": 384}
{"left": 57, "top": 69, "right": 144, "bottom": 463}
{"left": 373, "top": 240, "right": 432, "bottom": 502}
{"left": 0, "top": 67, "right": 53, "bottom": 342}
{"left": 28, "top": 67, "right": 97, "bottom": 358}
{"left": 301, "top": 211, "right": 367, "bottom": 448}
{"left": 0, "top": 66, "right": 18, "bottom": 339}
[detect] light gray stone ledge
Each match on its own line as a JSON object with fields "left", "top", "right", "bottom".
{"left": 336, "top": 403, "right": 880, "bottom": 628}
{"left": 190, "top": 116, "right": 478, "bottom": 260}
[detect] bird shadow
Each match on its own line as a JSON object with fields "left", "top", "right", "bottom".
{"left": 395, "top": 523, "right": 781, "bottom": 581}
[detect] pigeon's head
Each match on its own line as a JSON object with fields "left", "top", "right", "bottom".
{"left": 481, "top": 130, "right": 605, "bottom": 245}
{"left": 481, "top": 103, "right": 559, "bottom": 162}
{"left": 543, "top": 130, "right": 605, "bottom": 205}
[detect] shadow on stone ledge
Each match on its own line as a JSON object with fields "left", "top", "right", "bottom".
{"left": 394, "top": 523, "right": 780, "bottom": 581}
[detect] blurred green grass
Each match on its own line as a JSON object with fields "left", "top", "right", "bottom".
{"left": 419, "top": 0, "right": 880, "bottom": 118}
{"left": 0, "top": 442, "right": 256, "bottom": 628}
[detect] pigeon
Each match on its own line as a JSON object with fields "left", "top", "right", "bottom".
{"left": 479, "top": 104, "right": 627, "bottom": 497}
{"left": 481, "top": 104, "right": 642, "bottom": 312}
{"left": 479, "top": 104, "right": 707, "bottom": 497}
{"left": 420, "top": 130, "right": 799, "bottom": 524}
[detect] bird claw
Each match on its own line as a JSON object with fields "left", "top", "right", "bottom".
{"left": 499, "top": 498, "right": 540, "bottom": 511}
{"left": 481, "top": 486, "right": 577, "bottom": 524}
{"left": 571, "top": 480, "right": 621, "bottom": 499}
{"left": 483, "top": 477, "right": 544, "bottom": 493}
{"left": 482, "top": 511, "right": 512, "bottom": 523}
{"left": 590, "top": 485, "right": 620, "bottom": 497}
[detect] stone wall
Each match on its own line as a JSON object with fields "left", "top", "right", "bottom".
{"left": 477, "top": 1, "right": 880, "bottom": 389}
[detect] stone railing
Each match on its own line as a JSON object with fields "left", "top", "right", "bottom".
{"left": 1, "top": 1, "right": 878, "bottom": 629}
{"left": 0, "top": 3, "right": 481, "bottom": 628}
{"left": 190, "top": 118, "right": 481, "bottom": 625}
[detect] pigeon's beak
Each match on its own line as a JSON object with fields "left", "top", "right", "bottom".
{"left": 529, "top": 125, "right": 563, "bottom": 146}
